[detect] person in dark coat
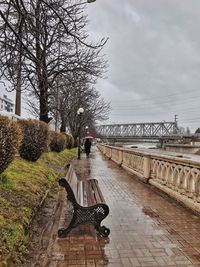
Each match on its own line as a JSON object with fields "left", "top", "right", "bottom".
{"left": 84, "top": 138, "right": 92, "bottom": 157}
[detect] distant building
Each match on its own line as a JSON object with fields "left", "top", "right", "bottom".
{"left": 0, "top": 94, "right": 14, "bottom": 113}
{"left": 0, "top": 110, "right": 21, "bottom": 121}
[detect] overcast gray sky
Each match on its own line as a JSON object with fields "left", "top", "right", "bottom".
{"left": 1, "top": 0, "right": 200, "bottom": 132}
{"left": 86, "top": 0, "right": 200, "bottom": 132}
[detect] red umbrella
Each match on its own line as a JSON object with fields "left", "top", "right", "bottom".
{"left": 84, "top": 135, "right": 93, "bottom": 139}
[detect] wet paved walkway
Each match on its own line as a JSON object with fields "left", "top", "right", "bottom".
{"left": 45, "top": 147, "right": 200, "bottom": 266}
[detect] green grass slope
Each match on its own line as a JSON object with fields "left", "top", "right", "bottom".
{"left": 0, "top": 149, "right": 76, "bottom": 266}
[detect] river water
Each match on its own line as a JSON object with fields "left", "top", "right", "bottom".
{"left": 123, "top": 142, "right": 159, "bottom": 149}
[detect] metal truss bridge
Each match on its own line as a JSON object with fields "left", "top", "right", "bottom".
{"left": 96, "top": 122, "right": 179, "bottom": 139}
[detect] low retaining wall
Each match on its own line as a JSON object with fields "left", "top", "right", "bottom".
{"left": 165, "top": 144, "right": 200, "bottom": 154}
{"left": 98, "top": 144, "right": 200, "bottom": 214}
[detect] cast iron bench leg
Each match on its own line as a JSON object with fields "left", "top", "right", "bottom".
{"left": 58, "top": 203, "right": 110, "bottom": 238}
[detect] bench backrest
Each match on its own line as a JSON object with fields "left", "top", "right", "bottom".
{"left": 66, "top": 164, "right": 78, "bottom": 194}
{"left": 84, "top": 179, "right": 106, "bottom": 206}
{"left": 63, "top": 164, "right": 105, "bottom": 207}
{"left": 65, "top": 164, "right": 83, "bottom": 204}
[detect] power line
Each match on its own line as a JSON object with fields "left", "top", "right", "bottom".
{"left": 112, "top": 88, "right": 200, "bottom": 105}
{"left": 112, "top": 96, "right": 200, "bottom": 110}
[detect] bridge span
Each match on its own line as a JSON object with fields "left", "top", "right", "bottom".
{"left": 96, "top": 121, "right": 179, "bottom": 139}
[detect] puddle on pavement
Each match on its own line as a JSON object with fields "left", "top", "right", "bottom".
{"left": 142, "top": 207, "right": 159, "bottom": 218}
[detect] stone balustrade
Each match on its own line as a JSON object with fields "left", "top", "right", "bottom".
{"left": 98, "top": 144, "right": 200, "bottom": 214}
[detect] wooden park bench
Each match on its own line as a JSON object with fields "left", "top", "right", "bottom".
{"left": 58, "top": 164, "right": 110, "bottom": 238}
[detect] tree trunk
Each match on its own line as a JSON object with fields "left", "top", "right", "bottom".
{"left": 36, "top": 0, "right": 50, "bottom": 124}
{"left": 73, "top": 135, "right": 78, "bottom": 147}
{"left": 15, "top": 74, "right": 21, "bottom": 116}
{"left": 15, "top": 23, "right": 23, "bottom": 116}
{"left": 39, "top": 83, "right": 50, "bottom": 123}
{"left": 60, "top": 119, "right": 66, "bottom": 132}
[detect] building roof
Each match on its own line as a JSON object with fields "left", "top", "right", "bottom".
{"left": 0, "top": 94, "right": 14, "bottom": 104}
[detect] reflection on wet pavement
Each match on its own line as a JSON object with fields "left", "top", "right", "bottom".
{"left": 52, "top": 147, "right": 200, "bottom": 267}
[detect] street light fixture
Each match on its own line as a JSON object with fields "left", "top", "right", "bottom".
{"left": 77, "top": 107, "right": 84, "bottom": 159}
{"left": 85, "top": 125, "right": 90, "bottom": 136}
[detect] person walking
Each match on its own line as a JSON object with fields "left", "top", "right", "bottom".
{"left": 84, "top": 138, "right": 92, "bottom": 158}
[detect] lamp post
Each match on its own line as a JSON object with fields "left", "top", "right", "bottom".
{"left": 85, "top": 125, "right": 89, "bottom": 134}
{"left": 77, "top": 107, "right": 84, "bottom": 159}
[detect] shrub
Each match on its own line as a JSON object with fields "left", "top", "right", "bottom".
{"left": 0, "top": 116, "right": 22, "bottom": 174}
{"left": 49, "top": 132, "right": 67, "bottom": 152}
{"left": 18, "top": 119, "right": 48, "bottom": 161}
{"left": 64, "top": 133, "right": 74, "bottom": 149}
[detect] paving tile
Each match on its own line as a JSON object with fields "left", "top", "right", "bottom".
{"left": 44, "top": 148, "right": 200, "bottom": 267}
{"left": 56, "top": 262, "right": 68, "bottom": 267}
{"left": 137, "top": 256, "right": 157, "bottom": 263}
{"left": 86, "top": 259, "right": 95, "bottom": 267}
{"left": 129, "top": 257, "right": 141, "bottom": 267}
{"left": 121, "top": 258, "right": 132, "bottom": 267}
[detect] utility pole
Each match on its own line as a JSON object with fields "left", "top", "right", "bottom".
{"left": 15, "top": 51, "right": 22, "bottom": 116}
{"left": 55, "top": 30, "right": 61, "bottom": 131}
{"left": 77, "top": 108, "right": 84, "bottom": 160}
{"left": 174, "top": 114, "right": 178, "bottom": 134}
{"left": 15, "top": 16, "right": 23, "bottom": 117}
{"left": 174, "top": 114, "right": 178, "bottom": 124}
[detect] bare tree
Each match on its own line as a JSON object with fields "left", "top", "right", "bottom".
{"left": 54, "top": 75, "right": 110, "bottom": 141}
{"left": 0, "top": 0, "right": 107, "bottom": 123}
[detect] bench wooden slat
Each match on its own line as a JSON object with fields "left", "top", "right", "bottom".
{"left": 83, "top": 179, "right": 104, "bottom": 206}
{"left": 93, "top": 180, "right": 106, "bottom": 203}
{"left": 91, "top": 180, "right": 104, "bottom": 203}
{"left": 78, "top": 182, "right": 84, "bottom": 206}
{"left": 66, "top": 165, "right": 78, "bottom": 200}
{"left": 86, "top": 180, "right": 96, "bottom": 206}
{"left": 88, "top": 180, "right": 99, "bottom": 205}
{"left": 82, "top": 181, "right": 88, "bottom": 207}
